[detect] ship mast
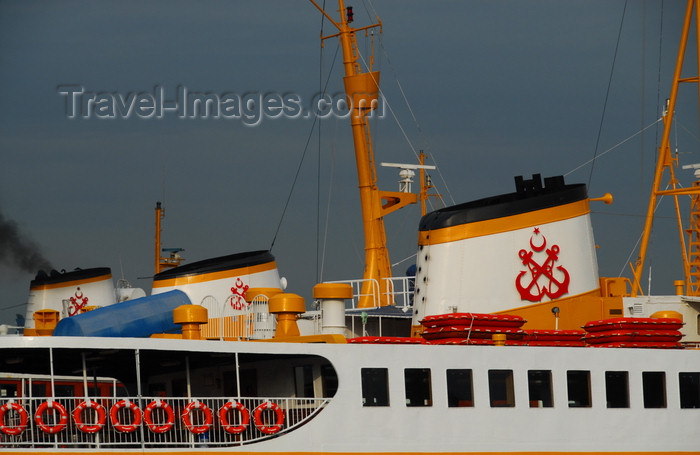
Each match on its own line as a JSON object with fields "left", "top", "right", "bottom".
{"left": 685, "top": 171, "right": 700, "bottom": 292}
{"left": 418, "top": 151, "right": 442, "bottom": 216}
{"left": 631, "top": 0, "right": 700, "bottom": 296}
{"left": 154, "top": 202, "right": 184, "bottom": 275}
{"left": 309, "top": 1, "right": 417, "bottom": 307}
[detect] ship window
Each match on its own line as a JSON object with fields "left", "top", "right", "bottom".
{"left": 488, "top": 370, "right": 514, "bottom": 407}
{"left": 361, "top": 368, "right": 389, "bottom": 407}
{"left": 294, "top": 365, "right": 314, "bottom": 398}
{"left": 446, "top": 369, "right": 474, "bottom": 407}
{"left": 528, "top": 370, "right": 553, "bottom": 407}
{"left": 0, "top": 383, "right": 17, "bottom": 398}
{"left": 697, "top": 314, "right": 700, "bottom": 335}
{"left": 31, "top": 383, "right": 46, "bottom": 398}
{"left": 172, "top": 378, "right": 187, "bottom": 397}
{"left": 321, "top": 364, "right": 338, "bottom": 398}
{"left": 642, "top": 372, "right": 666, "bottom": 408}
{"left": 404, "top": 368, "right": 432, "bottom": 407}
{"left": 87, "top": 386, "right": 101, "bottom": 397}
{"left": 55, "top": 384, "right": 75, "bottom": 397}
{"left": 679, "top": 372, "right": 700, "bottom": 408}
{"left": 605, "top": 371, "right": 629, "bottom": 408}
{"left": 149, "top": 382, "right": 167, "bottom": 397}
{"left": 567, "top": 370, "right": 591, "bottom": 407}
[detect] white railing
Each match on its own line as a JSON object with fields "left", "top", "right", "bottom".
{"left": 0, "top": 396, "right": 329, "bottom": 448}
{"left": 199, "top": 295, "right": 276, "bottom": 341}
{"left": 326, "top": 278, "right": 381, "bottom": 308}
{"left": 383, "top": 276, "right": 414, "bottom": 309}
{"left": 325, "top": 276, "right": 414, "bottom": 310}
{"left": 249, "top": 295, "right": 276, "bottom": 339}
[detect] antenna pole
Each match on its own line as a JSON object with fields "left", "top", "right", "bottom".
{"left": 155, "top": 202, "right": 163, "bottom": 275}
{"left": 154, "top": 202, "right": 184, "bottom": 275}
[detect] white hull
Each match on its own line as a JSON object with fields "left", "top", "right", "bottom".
{"left": 1, "top": 335, "right": 698, "bottom": 454}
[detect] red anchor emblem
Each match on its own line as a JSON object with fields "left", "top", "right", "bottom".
{"left": 227, "top": 278, "right": 250, "bottom": 310}
{"left": 68, "top": 287, "right": 89, "bottom": 316}
{"left": 515, "top": 228, "right": 570, "bottom": 302}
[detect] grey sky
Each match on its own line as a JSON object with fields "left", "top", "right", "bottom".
{"left": 0, "top": 1, "right": 696, "bottom": 325}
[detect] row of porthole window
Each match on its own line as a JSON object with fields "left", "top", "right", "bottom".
{"left": 360, "top": 368, "right": 700, "bottom": 409}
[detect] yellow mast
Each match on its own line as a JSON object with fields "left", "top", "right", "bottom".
{"left": 686, "top": 177, "right": 700, "bottom": 294}
{"left": 154, "top": 202, "right": 184, "bottom": 275}
{"left": 309, "top": 1, "right": 416, "bottom": 307}
{"left": 155, "top": 202, "right": 163, "bottom": 274}
{"left": 418, "top": 151, "right": 442, "bottom": 216}
{"left": 631, "top": 0, "right": 700, "bottom": 296}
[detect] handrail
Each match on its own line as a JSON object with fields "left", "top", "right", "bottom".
{"left": 198, "top": 295, "right": 276, "bottom": 341}
{"left": 0, "top": 396, "right": 329, "bottom": 448}
{"left": 324, "top": 276, "right": 414, "bottom": 310}
{"left": 382, "top": 276, "right": 414, "bottom": 310}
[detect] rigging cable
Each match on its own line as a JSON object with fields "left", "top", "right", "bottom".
{"left": 360, "top": 0, "right": 454, "bottom": 207}
{"left": 269, "top": 116, "right": 318, "bottom": 253}
{"left": 355, "top": 49, "right": 454, "bottom": 210}
{"left": 634, "top": 1, "right": 665, "bottom": 288}
{"left": 678, "top": 120, "right": 700, "bottom": 144}
{"left": 586, "top": 0, "right": 628, "bottom": 188}
{"left": 269, "top": 38, "right": 342, "bottom": 254}
{"left": 318, "top": 118, "right": 341, "bottom": 281}
{"left": 317, "top": 0, "right": 326, "bottom": 282}
{"left": 617, "top": 181, "right": 674, "bottom": 279}
{"left": 653, "top": 1, "right": 665, "bottom": 155}
{"left": 565, "top": 118, "right": 662, "bottom": 176}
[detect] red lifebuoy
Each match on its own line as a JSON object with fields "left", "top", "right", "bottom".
{"left": 73, "top": 400, "right": 106, "bottom": 434}
{"left": 218, "top": 401, "right": 250, "bottom": 434}
{"left": 110, "top": 400, "right": 142, "bottom": 433}
{"left": 143, "top": 400, "right": 174, "bottom": 434}
{"left": 0, "top": 402, "right": 28, "bottom": 436}
{"left": 35, "top": 400, "right": 68, "bottom": 434}
{"left": 253, "top": 401, "right": 284, "bottom": 435}
{"left": 181, "top": 401, "right": 213, "bottom": 435}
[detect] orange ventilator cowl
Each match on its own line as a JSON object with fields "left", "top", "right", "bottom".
{"left": 34, "top": 309, "right": 60, "bottom": 336}
{"left": 268, "top": 293, "right": 305, "bottom": 338}
{"left": 245, "top": 287, "right": 283, "bottom": 303}
{"left": 173, "top": 305, "right": 208, "bottom": 340}
{"left": 313, "top": 283, "right": 353, "bottom": 300}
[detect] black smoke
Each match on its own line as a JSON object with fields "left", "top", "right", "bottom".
{"left": 0, "top": 211, "right": 52, "bottom": 273}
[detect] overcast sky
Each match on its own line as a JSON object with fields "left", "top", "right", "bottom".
{"left": 0, "top": 1, "right": 697, "bottom": 325}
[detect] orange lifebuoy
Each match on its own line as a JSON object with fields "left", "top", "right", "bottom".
{"left": 218, "top": 401, "right": 250, "bottom": 434}
{"left": 73, "top": 400, "right": 106, "bottom": 434}
{"left": 143, "top": 400, "right": 174, "bottom": 434}
{"left": 181, "top": 401, "right": 213, "bottom": 435}
{"left": 253, "top": 401, "right": 284, "bottom": 435}
{"left": 0, "top": 402, "right": 28, "bottom": 436}
{"left": 35, "top": 400, "right": 68, "bottom": 434}
{"left": 110, "top": 400, "right": 142, "bottom": 433}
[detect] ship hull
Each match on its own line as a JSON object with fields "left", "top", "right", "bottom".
{"left": 1, "top": 336, "right": 698, "bottom": 454}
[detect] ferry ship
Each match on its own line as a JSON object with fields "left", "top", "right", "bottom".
{"left": 2, "top": 1, "right": 700, "bottom": 454}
